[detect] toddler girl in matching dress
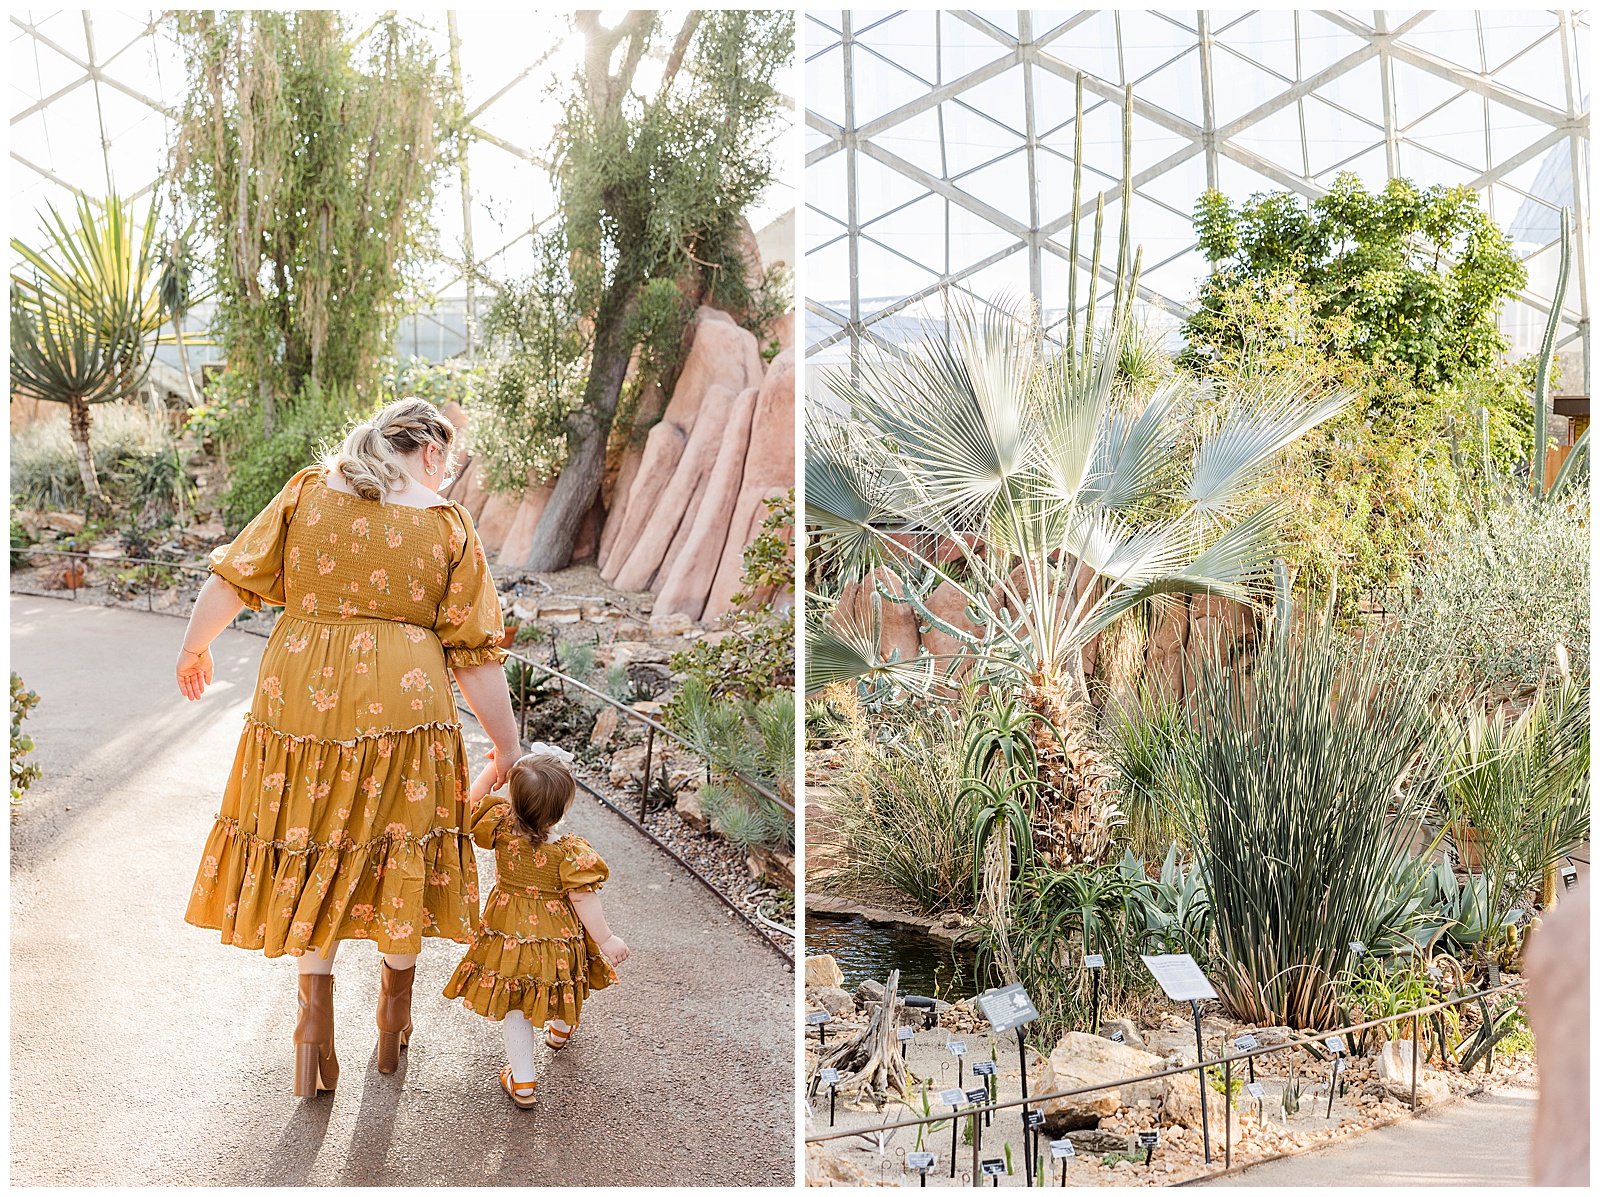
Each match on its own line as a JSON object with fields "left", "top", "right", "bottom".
{"left": 442, "top": 745, "right": 629, "bottom": 1108}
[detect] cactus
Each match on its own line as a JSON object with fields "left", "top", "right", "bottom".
{"left": 1531, "top": 207, "right": 1571, "bottom": 495}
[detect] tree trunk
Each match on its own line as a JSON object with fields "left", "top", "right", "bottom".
{"left": 171, "top": 310, "right": 200, "bottom": 408}
{"left": 67, "top": 396, "right": 102, "bottom": 500}
{"left": 521, "top": 286, "right": 636, "bottom": 573}
{"left": 1024, "top": 666, "right": 1114, "bottom": 867}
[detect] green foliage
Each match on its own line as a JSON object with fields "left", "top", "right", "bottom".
{"left": 671, "top": 677, "right": 793, "bottom": 851}
{"left": 1190, "top": 174, "right": 1526, "bottom": 391}
{"left": 380, "top": 355, "right": 483, "bottom": 411}
{"left": 11, "top": 673, "right": 42, "bottom": 805}
{"left": 10, "top": 191, "right": 164, "bottom": 500}
{"left": 10, "top": 401, "right": 191, "bottom": 518}
{"left": 1181, "top": 268, "right": 1537, "bottom": 601}
{"left": 471, "top": 229, "right": 596, "bottom": 496}
{"left": 217, "top": 382, "right": 380, "bottom": 530}
{"left": 821, "top": 701, "right": 977, "bottom": 914}
{"left": 1439, "top": 671, "right": 1590, "bottom": 945}
{"left": 668, "top": 489, "right": 795, "bottom": 704}
{"left": 173, "top": 11, "right": 447, "bottom": 416}
{"left": 1167, "top": 627, "right": 1453, "bottom": 1028}
{"left": 1389, "top": 497, "right": 1589, "bottom": 701}
{"left": 1104, "top": 688, "right": 1195, "bottom": 860}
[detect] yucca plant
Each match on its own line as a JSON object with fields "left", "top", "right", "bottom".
{"left": 1166, "top": 626, "right": 1454, "bottom": 1028}
{"left": 10, "top": 192, "right": 163, "bottom": 502}
{"left": 806, "top": 77, "right": 1349, "bottom": 867}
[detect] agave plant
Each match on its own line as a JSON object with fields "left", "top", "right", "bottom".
{"left": 10, "top": 192, "right": 163, "bottom": 502}
{"left": 808, "top": 103, "right": 1347, "bottom": 869}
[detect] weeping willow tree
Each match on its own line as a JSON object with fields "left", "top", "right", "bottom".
{"left": 172, "top": 11, "right": 447, "bottom": 434}
{"left": 806, "top": 77, "right": 1350, "bottom": 868}
{"left": 518, "top": 9, "right": 794, "bottom": 571}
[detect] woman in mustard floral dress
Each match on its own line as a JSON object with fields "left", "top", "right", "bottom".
{"left": 174, "top": 398, "right": 521, "bottom": 1098}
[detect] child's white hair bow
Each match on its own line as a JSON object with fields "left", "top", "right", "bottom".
{"left": 521, "top": 742, "right": 575, "bottom": 765}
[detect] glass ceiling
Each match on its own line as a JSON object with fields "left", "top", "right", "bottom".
{"left": 9, "top": 10, "right": 796, "bottom": 363}
{"left": 805, "top": 9, "right": 1590, "bottom": 389}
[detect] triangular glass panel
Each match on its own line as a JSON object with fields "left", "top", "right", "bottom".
{"left": 954, "top": 69, "right": 1029, "bottom": 140}
{"left": 1482, "top": 11, "right": 1558, "bottom": 74}
{"left": 855, "top": 233, "right": 945, "bottom": 318}
{"left": 807, "top": 150, "right": 851, "bottom": 229}
{"left": 939, "top": 99, "right": 1026, "bottom": 177}
{"left": 864, "top": 192, "right": 953, "bottom": 280}
{"left": 1039, "top": 11, "right": 1125, "bottom": 89}
{"left": 853, "top": 50, "right": 942, "bottom": 128}
{"left": 939, "top": 11, "right": 1016, "bottom": 81}
{"left": 855, "top": 146, "right": 935, "bottom": 226}
{"left": 947, "top": 203, "right": 1025, "bottom": 277}
{"left": 956, "top": 148, "right": 1033, "bottom": 231}
{"left": 857, "top": 10, "right": 940, "bottom": 88}
{"left": 1313, "top": 144, "right": 1390, "bottom": 193}
{"left": 868, "top": 106, "right": 953, "bottom": 182}
{"left": 1295, "top": 13, "right": 1373, "bottom": 78}
{"left": 1395, "top": 12, "right": 1484, "bottom": 70}
{"left": 1488, "top": 34, "right": 1572, "bottom": 115}
{"left": 808, "top": 42, "right": 846, "bottom": 126}
{"left": 1404, "top": 92, "right": 1488, "bottom": 172}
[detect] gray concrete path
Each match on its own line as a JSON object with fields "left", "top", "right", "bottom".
{"left": 1196, "top": 1084, "right": 1537, "bottom": 1187}
{"left": 9, "top": 595, "right": 793, "bottom": 1185}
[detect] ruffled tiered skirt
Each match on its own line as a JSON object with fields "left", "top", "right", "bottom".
{"left": 185, "top": 613, "right": 481, "bottom": 956}
{"left": 443, "top": 895, "right": 617, "bottom": 1023}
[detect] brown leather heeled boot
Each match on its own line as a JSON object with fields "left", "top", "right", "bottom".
{"left": 376, "top": 961, "right": 415, "bottom": 1074}
{"left": 293, "top": 973, "right": 339, "bottom": 1097}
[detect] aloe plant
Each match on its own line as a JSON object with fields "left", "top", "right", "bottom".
{"left": 10, "top": 192, "right": 162, "bottom": 502}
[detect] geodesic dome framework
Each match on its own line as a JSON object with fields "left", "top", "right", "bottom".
{"left": 10, "top": 10, "right": 794, "bottom": 370}
{"left": 805, "top": 9, "right": 1590, "bottom": 389}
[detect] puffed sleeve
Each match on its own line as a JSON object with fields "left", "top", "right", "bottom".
{"left": 207, "top": 465, "right": 320, "bottom": 611}
{"left": 435, "top": 503, "right": 508, "bottom": 668}
{"left": 468, "top": 799, "right": 509, "bottom": 849}
{"left": 558, "top": 836, "right": 609, "bottom": 893}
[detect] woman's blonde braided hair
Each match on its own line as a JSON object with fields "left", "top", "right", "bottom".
{"left": 322, "top": 397, "right": 457, "bottom": 502}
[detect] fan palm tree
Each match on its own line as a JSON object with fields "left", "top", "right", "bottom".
{"left": 804, "top": 80, "right": 1348, "bottom": 867}
{"left": 10, "top": 192, "right": 162, "bottom": 502}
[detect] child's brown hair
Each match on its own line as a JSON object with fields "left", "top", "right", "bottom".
{"left": 505, "top": 754, "right": 576, "bottom": 845}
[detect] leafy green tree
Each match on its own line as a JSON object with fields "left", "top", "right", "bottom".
{"left": 518, "top": 10, "right": 793, "bottom": 571}
{"left": 173, "top": 11, "right": 448, "bottom": 434}
{"left": 1188, "top": 173, "right": 1526, "bottom": 391}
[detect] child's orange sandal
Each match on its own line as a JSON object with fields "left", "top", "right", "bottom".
{"left": 544, "top": 1024, "right": 573, "bottom": 1051}
{"left": 499, "top": 1064, "right": 537, "bottom": 1109}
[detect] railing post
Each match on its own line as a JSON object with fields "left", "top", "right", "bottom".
{"left": 640, "top": 723, "right": 655, "bottom": 823}
{"left": 1411, "top": 1014, "right": 1420, "bottom": 1111}
{"left": 1223, "top": 1054, "right": 1231, "bottom": 1169}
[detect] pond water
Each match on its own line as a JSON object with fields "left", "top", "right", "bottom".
{"left": 804, "top": 911, "right": 979, "bottom": 1001}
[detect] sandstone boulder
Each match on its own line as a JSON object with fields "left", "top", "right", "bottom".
{"left": 474, "top": 490, "right": 520, "bottom": 556}
{"left": 1031, "top": 1032, "right": 1167, "bottom": 1131}
{"left": 653, "top": 384, "right": 760, "bottom": 620}
{"left": 806, "top": 985, "right": 855, "bottom": 1017}
{"left": 771, "top": 311, "right": 794, "bottom": 352}
{"left": 1160, "top": 1070, "right": 1240, "bottom": 1141}
{"left": 495, "top": 482, "right": 556, "bottom": 569}
{"left": 1066, "top": 1129, "right": 1138, "bottom": 1155}
{"left": 613, "top": 383, "right": 740, "bottom": 593}
{"left": 855, "top": 979, "right": 885, "bottom": 1007}
{"left": 439, "top": 400, "right": 469, "bottom": 432}
{"left": 597, "top": 444, "right": 645, "bottom": 571}
{"left": 600, "top": 421, "right": 687, "bottom": 584}
{"left": 1143, "top": 595, "right": 1189, "bottom": 703}
{"left": 805, "top": 954, "right": 846, "bottom": 989}
{"left": 1099, "top": 1019, "right": 1146, "bottom": 1049}
{"left": 661, "top": 309, "right": 764, "bottom": 435}
{"left": 675, "top": 788, "right": 709, "bottom": 832}
{"left": 831, "top": 567, "right": 920, "bottom": 666}
{"left": 704, "top": 348, "right": 795, "bottom": 620}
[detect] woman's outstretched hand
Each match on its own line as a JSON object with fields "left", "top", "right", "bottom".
{"left": 176, "top": 646, "right": 214, "bottom": 701}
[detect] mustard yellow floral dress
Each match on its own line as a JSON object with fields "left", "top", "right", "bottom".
{"left": 442, "top": 803, "right": 617, "bottom": 1024}
{"left": 185, "top": 464, "right": 507, "bottom": 958}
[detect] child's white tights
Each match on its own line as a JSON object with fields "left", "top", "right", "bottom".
{"left": 295, "top": 943, "right": 418, "bottom": 975}
{"left": 502, "top": 1012, "right": 574, "bottom": 1084}
{"left": 503, "top": 1012, "right": 537, "bottom": 1084}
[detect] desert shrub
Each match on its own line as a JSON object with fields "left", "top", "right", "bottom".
{"left": 11, "top": 401, "right": 189, "bottom": 516}
{"left": 215, "top": 382, "right": 379, "bottom": 529}
{"left": 672, "top": 677, "right": 793, "bottom": 851}
{"left": 11, "top": 673, "right": 42, "bottom": 806}
{"left": 1391, "top": 497, "right": 1589, "bottom": 700}
{"left": 822, "top": 701, "right": 976, "bottom": 914}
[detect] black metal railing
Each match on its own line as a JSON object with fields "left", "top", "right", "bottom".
{"left": 805, "top": 977, "right": 1527, "bottom": 1183}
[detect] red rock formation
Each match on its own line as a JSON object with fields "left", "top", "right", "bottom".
{"left": 474, "top": 489, "right": 520, "bottom": 557}
{"left": 704, "top": 348, "right": 795, "bottom": 620}
{"left": 1144, "top": 596, "right": 1189, "bottom": 703}
{"left": 598, "top": 421, "right": 686, "bottom": 584}
{"left": 495, "top": 482, "right": 556, "bottom": 569}
{"left": 920, "top": 579, "right": 983, "bottom": 679}
{"left": 653, "top": 384, "right": 760, "bottom": 619}
{"left": 611, "top": 383, "right": 739, "bottom": 592}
